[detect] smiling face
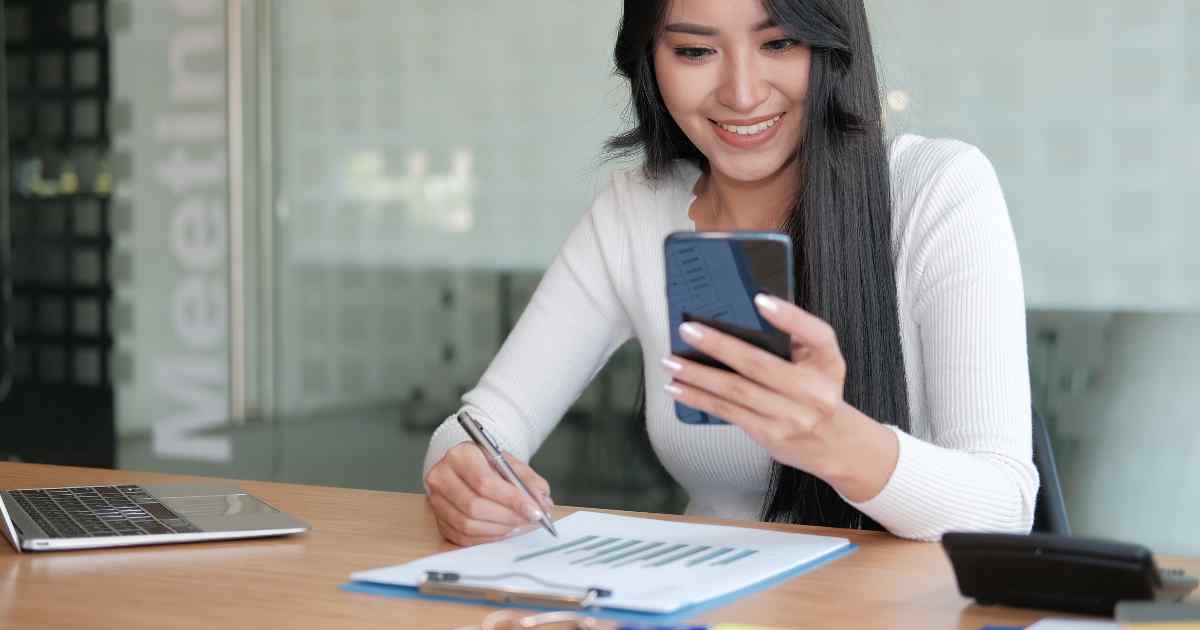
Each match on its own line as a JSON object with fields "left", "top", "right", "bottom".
{"left": 653, "top": 0, "right": 812, "bottom": 185}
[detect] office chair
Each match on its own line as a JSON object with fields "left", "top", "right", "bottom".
{"left": 1031, "top": 406, "right": 1071, "bottom": 535}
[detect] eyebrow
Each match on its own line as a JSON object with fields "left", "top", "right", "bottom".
{"left": 662, "top": 18, "right": 777, "bottom": 36}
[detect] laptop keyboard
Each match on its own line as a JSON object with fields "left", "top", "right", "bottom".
{"left": 9, "top": 485, "right": 201, "bottom": 538}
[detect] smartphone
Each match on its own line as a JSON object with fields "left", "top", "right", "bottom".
{"left": 664, "top": 231, "right": 795, "bottom": 425}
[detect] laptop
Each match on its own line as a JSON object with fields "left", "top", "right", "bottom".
{"left": 0, "top": 483, "right": 309, "bottom": 552}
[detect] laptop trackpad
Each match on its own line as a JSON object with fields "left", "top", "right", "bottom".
{"left": 159, "top": 494, "right": 279, "bottom": 518}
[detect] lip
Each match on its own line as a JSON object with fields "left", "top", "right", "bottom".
{"left": 710, "top": 112, "right": 785, "bottom": 150}
{"left": 712, "top": 113, "right": 784, "bottom": 126}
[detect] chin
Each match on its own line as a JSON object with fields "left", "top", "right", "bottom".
{"left": 708, "top": 152, "right": 794, "bottom": 184}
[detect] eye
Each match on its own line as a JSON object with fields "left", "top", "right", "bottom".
{"left": 674, "top": 47, "right": 714, "bottom": 62}
{"left": 763, "top": 38, "right": 800, "bottom": 52}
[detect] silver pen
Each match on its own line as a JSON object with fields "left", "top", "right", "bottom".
{"left": 456, "top": 411, "right": 558, "bottom": 537}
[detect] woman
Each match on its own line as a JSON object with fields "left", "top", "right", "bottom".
{"left": 422, "top": 0, "right": 1038, "bottom": 545}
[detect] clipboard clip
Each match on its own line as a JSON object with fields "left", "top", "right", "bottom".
{"left": 421, "top": 571, "right": 613, "bottom": 609}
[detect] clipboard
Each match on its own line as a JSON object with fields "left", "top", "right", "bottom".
{"left": 342, "top": 511, "right": 858, "bottom": 625}
{"left": 418, "top": 570, "right": 612, "bottom": 608}
{"left": 342, "top": 545, "right": 856, "bottom": 624}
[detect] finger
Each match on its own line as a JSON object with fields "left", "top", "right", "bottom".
{"left": 752, "top": 294, "right": 844, "bottom": 370}
{"left": 433, "top": 504, "right": 540, "bottom": 548}
{"left": 501, "top": 453, "right": 554, "bottom": 510}
{"left": 786, "top": 362, "right": 848, "bottom": 417}
{"left": 433, "top": 500, "right": 541, "bottom": 547}
{"left": 677, "top": 321, "right": 798, "bottom": 395}
{"left": 453, "top": 446, "right": 547, "bottom": 524}
{"left": 438, "top": 520, "right": 538, "bottom": 548}
{"left": 665, "top": 379, "right": 780, "bottom": 440}
{"left": 435, "top": 458, "right": 531, "bottom": 527}
{"left": 662, "top": 354, "right": 797, "bottom": 422}
{"left": 433, "top": 513, "right": 513, "bottom": 548}
{"left": 429, "top": 492, "right": 513, "bottom": 539}
{"left": 436, "top": 520, "right": 498, "bottom": 547}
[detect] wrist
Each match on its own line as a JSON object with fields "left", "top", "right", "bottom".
{"left": 817, "top": 404, "right": 900, "bottom": 503}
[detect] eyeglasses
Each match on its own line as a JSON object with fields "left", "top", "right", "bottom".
{"left": 452, "top": 610, "right": 618, "bottom": 630}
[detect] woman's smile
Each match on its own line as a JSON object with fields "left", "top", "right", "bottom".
{"left": 711, "top": 112, "right": 786, "bottom": 150}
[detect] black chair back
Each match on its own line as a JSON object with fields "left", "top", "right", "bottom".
{"left": 1031, "top": 406, "right": 1071, "bottom": 535}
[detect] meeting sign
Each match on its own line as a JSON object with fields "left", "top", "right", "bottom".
{"left": 113, "top": 0, "right": 232, "bottom": 462}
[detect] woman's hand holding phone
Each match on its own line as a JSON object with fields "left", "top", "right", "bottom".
{"left": 662, "top": 293, "right": 899, "bottom": 501}
{"left": 424, "top": 443, "right": 554, "bottom": 547}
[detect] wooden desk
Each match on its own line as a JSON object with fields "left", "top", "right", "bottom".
{"left": 0, "top": 463, "right": 1195, "bottom": 629}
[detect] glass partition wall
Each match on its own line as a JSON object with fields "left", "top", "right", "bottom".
{"left": 869, "top": 1, "right": 1200, "bottom": 554}
{"left": 11, "top": 1, "right": 1190, "bottom": 553}
{"left": 264, "top": 0, "right": 676, "bottom": 512}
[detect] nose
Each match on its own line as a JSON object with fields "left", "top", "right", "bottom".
{"left": 716, "top": 50, "right": 770, "bottom": 114}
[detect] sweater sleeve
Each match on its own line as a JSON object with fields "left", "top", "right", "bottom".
{"left": 845, "top": 147, "right": 1040, "bottom": 541}
{"left": 422, "top": 173, "right": 635, "bottom": 483}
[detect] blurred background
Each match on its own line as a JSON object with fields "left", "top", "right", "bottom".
{"left": 1, "top": 1, "right": 1197, "bottom": 554}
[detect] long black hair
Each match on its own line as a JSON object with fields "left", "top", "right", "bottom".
{"left": 607, "top": 0, "right": 911, "bottom": 530}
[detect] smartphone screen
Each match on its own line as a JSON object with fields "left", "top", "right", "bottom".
{"left": 664, "top": 232, "right": 794, "bottom": 425}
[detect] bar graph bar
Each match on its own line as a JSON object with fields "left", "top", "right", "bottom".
{"left": 711, "top": 549, "right": 758, "bottom": 565}
{"left": 687, "top": 546, "right": 735, "bottom": 566}
{"left": 646, "top": 545, "right": 709, "bottom": 567}
{"left": 571, "top": 539, "right": 641, "bottom": 565}
{"left": 510, "top": 534, "right": 762, "bottom": 571}
{"left": 565, "top": 537, "right": 621, "bottom": 554}
{"left": 513, "top": 535, "right": 597, "bottom": 563}
{"left": 612, "top": 543, "right": 686, "bottom": 567}
{"left": 584, "top": 541, "right": 663, "bottom": 567}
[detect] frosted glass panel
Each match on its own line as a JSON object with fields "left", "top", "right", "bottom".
{"left": 867, "top": 0, "right": 1200, "bottom": 311}
{"left": 273, "top": 0, "right": 625, "bottom": 271}
{"left": 270, "top": 2, "right": 629, "bottom": 418}
{"left": 275, "top": 0, "right": 1199, "bottom": 306}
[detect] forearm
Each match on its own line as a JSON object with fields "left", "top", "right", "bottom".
{"left": 808, "top": 403, "right": 1037, "bottom": 540}
{"left": 817, "top": 403, "right": 900, "bottom": 503}
{"left": 423, "top": 185, "right": 634, "bottom": 487}
{"left": 844, "top": 425, "right": 1037, "bottom": 541}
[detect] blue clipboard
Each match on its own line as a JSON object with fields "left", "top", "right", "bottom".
{"left": 341, "top": 543, "right": 857, "bottom": 625}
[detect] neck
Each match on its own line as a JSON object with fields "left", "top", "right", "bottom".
{"left": 703, "top": 157, "right": 801, "bottom": 231}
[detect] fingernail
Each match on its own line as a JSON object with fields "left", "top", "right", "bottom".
{"left": 660, "top": 356, "right": 682, "bottom": 373}
{"left": 523, "top": 504, "right": 545, "bottom": 523}
{"left": 664, "top": 383, "right": 683, "bottom": 397}
{"left": 679, "top": 322, "right": 703, "bottom": 341}
{"left": 755, "top": 293, "right": 780, "bottom": 313}
{"left": 541, "top": 492, "right": 554, "bottom": 508}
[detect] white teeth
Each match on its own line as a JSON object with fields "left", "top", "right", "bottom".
{"left": 717, "top": 114, "right": 781, "bottom": 136}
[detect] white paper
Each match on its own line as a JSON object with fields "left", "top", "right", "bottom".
{"left": 350, "top": 510, "right": 851, "bottom": 613}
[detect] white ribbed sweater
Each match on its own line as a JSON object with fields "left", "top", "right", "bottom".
{"left": 423, "top": 134, "right": 1039, "bottom": 541}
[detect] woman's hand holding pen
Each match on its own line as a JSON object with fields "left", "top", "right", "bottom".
{"left": 425, "top": 443, "right": 555, "bottom": 547}
{"left": 661, "top": 294, "right": 900, "bottom": 503}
